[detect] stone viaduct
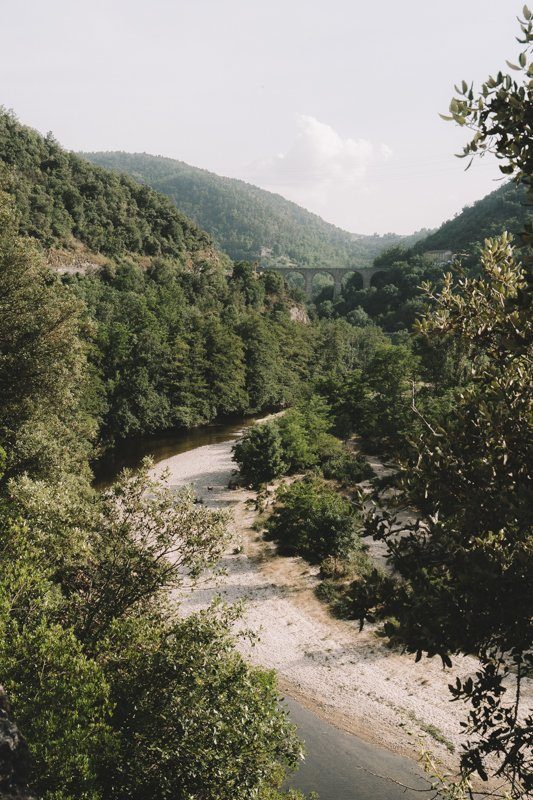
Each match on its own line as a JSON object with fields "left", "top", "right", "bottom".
{"left": 260, "top": 265, "right": 387, "bottom": 299}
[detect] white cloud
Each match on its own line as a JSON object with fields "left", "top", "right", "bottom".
{"left": 241, "top": 115, "right": 392, "bottom": 228}
{"left": 246, "top": 115, "right": 391, "bottom": 190}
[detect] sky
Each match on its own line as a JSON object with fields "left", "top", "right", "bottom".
{"left": 0, "top": 0, "right": 521, "bottom": 234}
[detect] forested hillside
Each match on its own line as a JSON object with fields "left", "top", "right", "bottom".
{"left": 0, "top": 109, "right": 216, "bottom": 262}
{"left": 315, "top": 180, "right": 530, "bottom": 331}
{"left": 413, "top": 180, "right": 528, "bottom": 253}
{"left": 0, "top": 111, "right": 321, "bottom": 450}
{"left": 81, "top": 150, "right": 426, "bottom": 267}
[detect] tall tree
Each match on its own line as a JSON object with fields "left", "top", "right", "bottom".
{"left": 0, "top": 192, "right": 96, "bottom": 483}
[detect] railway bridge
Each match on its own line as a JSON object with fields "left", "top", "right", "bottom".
{"left": 260, "top": 265, "right": 386, "bottom": 299}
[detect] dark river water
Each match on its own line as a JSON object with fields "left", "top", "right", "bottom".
{"left": 94, "top": 420, "right": 430, "bottom": 799}
{"left": 283, "top": 697, "right": 429, "bottom": 799}
{"left": 93, "top": 414, "right": 257, "bottom": 487}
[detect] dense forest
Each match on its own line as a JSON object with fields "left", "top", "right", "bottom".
{"left": 0, "top": 109, "right": 315, "bottom": 452}
{"left": 0, "top": 110, "right": 221, "bottom": 262}
{"left": 81, "top": 150, "right": 429, "bottom": 267}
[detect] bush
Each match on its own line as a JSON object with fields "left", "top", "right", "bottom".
{"left": 232, "top": 423, "right": 286, "bottom": 487}
{"left": 266, "top": 477, "right": 363, "bottom": 564}
{"left": 320, "top": 450, "right": 374, "bottom": 483}
{"left": 98, "top": 610, "right": 303, "bottom": 800}
{"left": 234, "top": 398, "right": 371, "bottom": 488}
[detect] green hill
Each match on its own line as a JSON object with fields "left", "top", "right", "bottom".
{"left": 80, "top": 151, "right": 426, "bottom": 268}
{"left": 0, "top": 109, "right": 221, "bottom": 268}
{"left": 414, "top": 180, "right": 529, "bottom": 254}
{"left": 315, "top": 181, "right": 530, "bottom": 332}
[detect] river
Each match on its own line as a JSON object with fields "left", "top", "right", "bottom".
{"left": 95, "top": 419, "right": 431, "bottom": 800}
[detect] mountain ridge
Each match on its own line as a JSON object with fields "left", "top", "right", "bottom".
{"left": 80, "top": 150, "right": 430, "bottom": 268}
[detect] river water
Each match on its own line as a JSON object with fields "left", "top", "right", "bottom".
{"left": 94, "top": 420, "right": 430, "bottom": 800}
{"left": 93, "top": 415, "right": 257, "bottom": 488}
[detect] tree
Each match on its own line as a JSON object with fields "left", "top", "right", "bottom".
{"left": 267, "top": 476, "right": 362, "bottom": 566}
{"left": 0, "top": 514, "right": 113, "bottom": 800}
{"left": 98, "top": 609, "right": 303, "bottom": 800}
{"left": 443, "top": 7, "right": 533, "bottom": 246}
{"left": 0, "top": 192, "right": 97, "bottom": 484}
{"left": 359, "top": 236, "right": 532, "bottom": 797}
{"left": 233, "top": 423, "right": 286, "bottom": 487}
{"left": 62, "top": 461, "right": 231, "bottom": 645}
{"left": 277, "top": 409, "right": 316, "bottom": 472}
{"left": 329, "top": 341, "right": 418, "bottom": 454}
{"left": 203, "top": 317, "right": 248, "bottom": 416}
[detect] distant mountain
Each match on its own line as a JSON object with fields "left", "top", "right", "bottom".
{"left": 414, "top": 181, "right": 529, "bottom": 255}
{"left": 81, "top": 151, "right": 427, "bottom": 268}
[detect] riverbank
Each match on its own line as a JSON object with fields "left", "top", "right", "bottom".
{"left": 148, "top": 424, "right": 532, "bottom": 783}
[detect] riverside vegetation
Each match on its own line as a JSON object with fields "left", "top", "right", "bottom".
{"left": 0, "top": 194, "right": 314, "bottom": 800}
{"left": 0, "top": 7, "right": 531, "bottom": 800}
{"left": 234, "top": 11, "right": 533, "bottom": 800}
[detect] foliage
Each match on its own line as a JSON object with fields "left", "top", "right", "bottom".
{"left": 442, "top": 7, "right": 533, "bottom": 243}
{"left": 99, "top": 609, "right": 303, "bottom": 800}
{"left": 232, "top": 423, "right": 286, "bottom": 487}
{"left": 319, "top": 449, "right": 374, "bottom": 484}
{"left": 277, "top": 396, "right": 334, "bottom": 470}
{"left": 266, "top": 476, "right": 363, "bottom": 565}
{"left": 0, "top": 516, "right": 113, "bottom": 800}
{"left": 317, "top": 340, "right": 419, "bottom": 455}
{"left": 80, "top": 151, "right": 421, "bottom": 268}
{"left": 357, "top": 236, "right": 532, "bottom": 796}
{"left": 0, "top": 458, "right": 306, "bottom": 800}
{"left": 67, "top": 257, "right": 311, "bottom": 444}
{"left": 233, "top": 397, "right": 371, "bottom": 488}
{"left": 65, "top": 462, "right": 231, "bottom": 645}
{"left": 0, "top": 192, "right": 97, "bottom": 484}
{"left": 0, "top": 109, "right": 212, "bottom": 258}
{"left": 0, "top": 112, "right": 317, "bottom": 447}
{"left": 413, "top": 181, "right": 529, "bottom": 256}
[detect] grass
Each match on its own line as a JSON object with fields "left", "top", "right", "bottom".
{"left": 406, "top": 710, "right": 455, "bottom": 753}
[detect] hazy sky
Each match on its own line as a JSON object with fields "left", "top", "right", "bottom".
{"left": 1, "top": 0, "right": 520, "bottom": 234}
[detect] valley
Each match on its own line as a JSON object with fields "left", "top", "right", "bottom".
{"left": 0, "top": 6, "right": 531, "bottom": 797}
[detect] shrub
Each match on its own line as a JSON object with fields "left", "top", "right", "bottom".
{"left": 232, "top": 423, "right": 286, "bottom": 487}
{"left": 320, "top": 450, "right": 374, "bottom": 483}
{"left": 266, "top": 477, "right": 362, "bottom": 565}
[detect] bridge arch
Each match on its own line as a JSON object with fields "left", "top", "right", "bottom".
{"left": 339, "top": 270, "right": 363, "bottom": 294}
{"left": 277, "top": 269, "right": 307, "bottom": 294}
{"left": 369, "top": 269, "right": 389, "bottom": 289}
{"left": 309, "top": 270, "right": 336, "bottom": 299}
